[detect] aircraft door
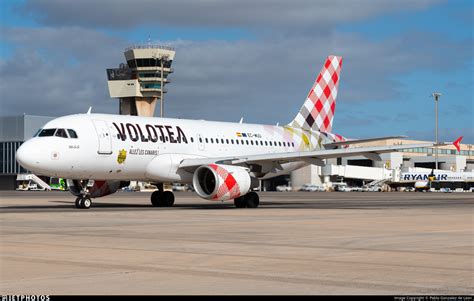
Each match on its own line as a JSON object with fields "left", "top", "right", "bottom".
{"left": 197, "top": 134, "right": 204, "bottom": 151}
{"left": 92, "top": 120, "right": 113, "bottom": 155}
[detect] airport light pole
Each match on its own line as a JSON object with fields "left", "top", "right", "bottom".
{"left": 431, "top": 92, "right": 442, "bottom": 170}
{"left": 160, "top": 56, "right": 164, "bottom": 118}
{"left": 153, "top": 53, "right": 169, "bottom": 118}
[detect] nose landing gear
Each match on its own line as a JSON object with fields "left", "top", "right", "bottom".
{"left": 70, "top": 179, "right": 93, "bottom": 209}
{"left": 75, "top": 196, "right": 92, "bottom": 209}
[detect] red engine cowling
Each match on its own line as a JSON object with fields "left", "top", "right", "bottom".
{"left": 67, "top": 180, "right": 128, "bottom": 198}
{"left": 193, "top": 164, "right": 252, "bottom": 201}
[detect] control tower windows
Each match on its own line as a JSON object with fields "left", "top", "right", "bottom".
{"left": 142, "top": 83, "right": 162, "bottom": 89}
{"left": 134, "top": 59, "right": 173, "bottom": 68}
{"left": 127, "top": 60, "right": 137, "bottom": 68}
{"left": 139, "top": 72, "right": 169, "bottom": 78}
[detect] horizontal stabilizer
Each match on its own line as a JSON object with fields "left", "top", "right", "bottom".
{"left": 324, "top": 136, "right": 407, "bottom": 148}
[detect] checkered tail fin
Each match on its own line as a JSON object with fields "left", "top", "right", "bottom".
{"left": 289, "top": 55, "right": 342, "bottom": 133}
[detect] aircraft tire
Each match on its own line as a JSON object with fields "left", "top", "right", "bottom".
{"left": 75, "top": 197, "right": 83, "bottom": 209}
{"left": 163, "top": 191, "right": 175, "bottom": 207}
{"left": 81, "top": 197, "right": 92, "bottom": 209}
{"left": 245, "top": 192, "right": 260, "bottom": 208}
{"left": 151, "top": 191, "right": 161, "bottom": 207}
{"left": 234, "top": 196, "right": 246, "bottom": 208}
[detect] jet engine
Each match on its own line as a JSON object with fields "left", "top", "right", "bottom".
{"left": 193, "top": 164, "right": 255, "bottom": 201}
{"left": 67, "top": 179, "right": 129, "bottom": 198}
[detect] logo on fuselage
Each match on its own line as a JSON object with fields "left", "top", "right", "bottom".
{"left": 113, "top": 122, "right": 188, "bottom": 144}
{"left": 117, "top": 149, "right": 127, "bottom": 164}
{"left": 402, "top": 173, "right": 448, "bottom": 181}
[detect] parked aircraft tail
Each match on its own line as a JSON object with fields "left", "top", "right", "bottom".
{"left": 453, "top": 136, "right": 463, "bottom": 152}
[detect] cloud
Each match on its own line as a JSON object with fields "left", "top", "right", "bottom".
{"left": 16, "top": 0, "right": 441, "bottom": 30}
{"left": 0, "top": 27, "right": 128, "bottom": 116}
{"left": 1, "top": 26, "right": 471, "bottom": 129}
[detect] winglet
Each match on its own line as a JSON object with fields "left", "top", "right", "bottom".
{"left": 453, "top": 136, "right": 463, "bottom": 152}
{"left": 87, "top": 107, "right": 92, "bottom": 115}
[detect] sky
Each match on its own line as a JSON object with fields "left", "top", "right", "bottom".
{"left": 0, "top": 0, "right": 473, "bottom": 143}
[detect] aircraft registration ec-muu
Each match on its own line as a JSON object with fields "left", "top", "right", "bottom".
{"left": 16, "top": 55, "right": 435, "bottom": 209}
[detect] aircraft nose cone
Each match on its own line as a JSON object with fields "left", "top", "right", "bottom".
{"left": 16, "top": 140, "right": 40, "bottom": 171}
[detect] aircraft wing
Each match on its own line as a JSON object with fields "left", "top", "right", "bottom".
{"left": 323, "top": 135, "right": 407, "bottom": 148}
{"left": 178, "top": 143, "right": 434, "bottom": 173}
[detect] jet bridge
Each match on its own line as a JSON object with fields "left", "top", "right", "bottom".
{"left": 321, "top": 164, "right": 393, "bottom": 181}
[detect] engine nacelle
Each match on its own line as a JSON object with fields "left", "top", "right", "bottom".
{"left": 67, "top": 179, "right": 129, "bottom": 198}
{"left": 193, "top": 164, "right": 252, "bottom": 201}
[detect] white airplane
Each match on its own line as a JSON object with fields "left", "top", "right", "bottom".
{"left": 401, "top": 169, "right": 474, "bottom": 191}
{"left": 16, "top": 55, "right": 434, "bottom": 209}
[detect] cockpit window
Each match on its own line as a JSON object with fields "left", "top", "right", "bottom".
{"left": 33, "top": 129, "right": 42, "bottom": 137}
{"left": 37, "top": 128, "right": 78, "bottom": 138}
{"left": 55, "top": 128, "right": 68, "bottom": 138}
{"left": 38, "top": 129, "right": 56, "bottom": 137}
{"left": 67, "top": 129, "right": 78, "bottom": 138}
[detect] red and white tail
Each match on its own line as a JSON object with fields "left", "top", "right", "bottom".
{"left": 289, "top": 55, "right": 342, "bottom": 133}
{"left": 453, "top": 136, "right": 463, "bottom": 152}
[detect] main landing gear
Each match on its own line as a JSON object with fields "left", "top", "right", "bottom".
{"left": 151, "top": 183, "right": 175, "bottom": 207}
{"left": 234, "top": 192, "right": 260, "bottom": 208}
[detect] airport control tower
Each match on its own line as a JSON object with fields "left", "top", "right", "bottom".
{"left": 106, "top": 45, "right": 176, "bottom": 117}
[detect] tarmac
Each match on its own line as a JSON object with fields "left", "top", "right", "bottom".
{"left": 0, "top": 190, "right": 473, "bottom": 295}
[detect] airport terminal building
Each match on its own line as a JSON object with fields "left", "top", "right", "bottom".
{"left": 0, "top": 115, "right": 54, "bottom": 189}
{"left": 289, "top": 138, "right": 474, "bottom": 191}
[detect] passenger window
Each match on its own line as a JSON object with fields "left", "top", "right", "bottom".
{"left": 226, "top": 139, "right": 229, "bottom": 144}
{"left": 191, "top": 137, "right": 194, "bottom": 143}
{"left": 205, "top": 138, "right": 208, "bottom": 143}
{"left": 216, "top": 138, "right": 219, "bottom": 144}
{"left": 221, "top": 139, "right": 224, "bottom": 144}
{"left": 38, "top": 129, "right": 56, "bottom": 137}
{"left": 211, "top": 138, "right": 214, "bottom": 143}
{"left": 55, "top": 129, "right": 68, "bottom": 138}
{"left": 67, "top": 129, "right": 78, "bottom": 138}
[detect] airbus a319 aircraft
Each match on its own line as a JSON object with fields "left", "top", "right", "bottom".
{"left": 16, "top": 55, "right": 434, "bottom": 209}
